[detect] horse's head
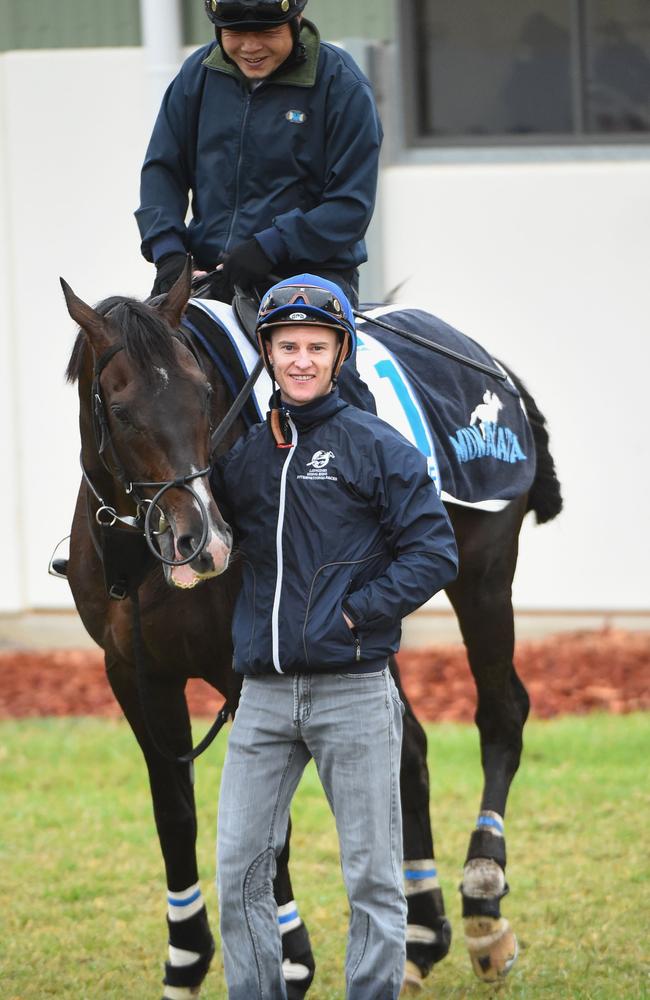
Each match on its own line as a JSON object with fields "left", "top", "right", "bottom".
{"left": 61, "top": 261, "right": 233, "bottom": 588}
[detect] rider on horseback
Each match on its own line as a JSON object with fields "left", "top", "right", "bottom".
{"left": 135, "top": 0, "right": 383, "bottom": 312}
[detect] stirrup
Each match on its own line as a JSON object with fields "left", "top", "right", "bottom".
{"left": 50, "top": 558, "right": 69, "bottom": 578}
{"left": 48, "top": 536, "right": 70, "bottom": 579}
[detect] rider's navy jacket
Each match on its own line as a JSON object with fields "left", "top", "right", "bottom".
{"left": 210, "top": 390, "right": 458, "bottom": 676}
{"left": 136, "top": 21, "right": 383, "bottom": 272}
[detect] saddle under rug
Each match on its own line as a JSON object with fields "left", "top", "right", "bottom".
{"left": 183, "top": 298, "right": 536, "bottom": 512}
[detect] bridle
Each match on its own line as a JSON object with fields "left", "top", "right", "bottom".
{"left": 86, "top": 340, "right": 211, "bottom": 567}
{"left": 87, "top": 328, "right": 264, "bottom": 561}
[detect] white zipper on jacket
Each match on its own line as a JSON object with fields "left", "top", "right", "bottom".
{"left": 271, "top": 416, "right": 298, "bottom": 673}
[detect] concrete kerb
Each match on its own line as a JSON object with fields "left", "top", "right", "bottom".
{"left": 1, "top": 609, "right": 648, "bottom": 652}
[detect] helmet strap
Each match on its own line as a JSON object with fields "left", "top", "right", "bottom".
{"left": 259, "top": 331, "right": 293, "bottom": 448}
{"left": 286, "top": 17, "right": 307, "bottom": 66}
{"left": 332, "top": 329, "right": 349, "bottom": 382}
{"left": 270, "top": 406, "right": 293, "bottom": 448}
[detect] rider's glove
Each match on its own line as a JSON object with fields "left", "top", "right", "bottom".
{"left": 220, "top": 239, "right": 273, "bottom": 295}
{"left": 206, "top": 268, "right": 232, "bottom": 304}
{"left": 151, "top": 253, "right": 187, "bottom": 297}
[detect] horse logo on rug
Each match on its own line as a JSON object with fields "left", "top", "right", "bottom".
{"left": 470, "top": 390, "right": 503, "bottom": 439}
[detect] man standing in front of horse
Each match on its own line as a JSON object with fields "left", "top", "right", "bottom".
{"left": 135, "top": 0, "right": 382, "bottom": 312}
{"left": 210, "top": 275, "right": 459, "bottom": 1000}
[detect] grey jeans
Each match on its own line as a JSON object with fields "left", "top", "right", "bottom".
{"left": 216, "top": 668, "right": 406, "bottom": 1000}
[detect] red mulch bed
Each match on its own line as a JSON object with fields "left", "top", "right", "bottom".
{"left": 1, "top": 629, "right": 648, "bottom": 722}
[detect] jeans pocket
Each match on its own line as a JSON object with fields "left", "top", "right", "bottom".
{"left": 388, "top": 676, "right": 405, "bottom": 716}
{"left": 337, "top": 668, "right": 386, "bottom": 679}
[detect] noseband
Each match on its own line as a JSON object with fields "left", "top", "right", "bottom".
{"left": 87, "top": 341, "right": 211, "bottom": 568}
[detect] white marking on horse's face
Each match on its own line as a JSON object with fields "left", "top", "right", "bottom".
{"left": 153, "top": 366, "right": 170, "bottom": 395}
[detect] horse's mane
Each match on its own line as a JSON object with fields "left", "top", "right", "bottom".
{"left": 66, "top": 296, "right": 182, "bottom": 385}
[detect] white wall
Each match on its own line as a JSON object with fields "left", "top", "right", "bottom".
{"left": 0, "top": 47, "right": 647, "bottom": 612}
{"left": 0, "top": 49, "right": 152, "bottom": 610}
{"left": 0, "top": 57, "right": 24, "bottom": 612}
{"left": 381, "top": 160, "right": 650, "bottom": 609}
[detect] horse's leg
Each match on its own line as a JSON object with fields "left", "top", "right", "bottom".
{"left": 389, "top": 657, "right": 451, "bottom": 993}
{"left": 106, "top": 652, "right": 215, "bottom": 999}
{"left": 273, "top": 817, "right": 316, "bottom": 999}
{"left": 446, "top": 498, "right": 529, "bottom": 983}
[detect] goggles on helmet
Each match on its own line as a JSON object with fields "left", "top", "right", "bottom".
{"left": 258, "top": 284, "right": 348, "bottom": 328}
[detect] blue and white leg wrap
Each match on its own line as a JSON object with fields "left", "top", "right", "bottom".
{"left": 278, "top": 900, "right": 312, "bottom": 985}
{"left": 165, "top": 882, "right": 204, "bottom": 996}
{"left": 403, "top": 860, "right": 442, "bottom": 948}
{"left": 168, "top": 882, "right": 205, "bottom": 923}
{"left": 464, "top": 813, "right": 507, "bottom": 901}
{"left": 475, "top": 811, "right": 505, "bottom": 839}
{"left": 403, "top": 859, "right": 440, "bottom": 897}
{"left": 278, "top": 899, "right": 302, "bottom": 935}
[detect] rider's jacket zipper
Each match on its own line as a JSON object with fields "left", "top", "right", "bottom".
{"left": 271, "top": 415, "right": 298, "bottom": 674}
{"left": 353, "top": 632, "right": 361, "bottom": 662}
{"left": 224, "top": 86, "right": 256, "bottom": 253}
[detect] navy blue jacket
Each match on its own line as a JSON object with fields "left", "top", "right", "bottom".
{"left": 211, "top": 391, "right": 458, "bottom": 676}
{"left": 136, "top": 21, "right": 383, "bottom": 272}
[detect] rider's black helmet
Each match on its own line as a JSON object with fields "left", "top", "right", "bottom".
{"left": 204, "top": 0, "right": 307, "bottom": 30}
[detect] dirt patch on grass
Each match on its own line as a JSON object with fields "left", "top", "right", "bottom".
{"left": 1, "top": 629, "right": 648, "bottom": 722}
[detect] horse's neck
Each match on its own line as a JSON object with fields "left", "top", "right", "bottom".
{"left": 186, "top": 328, "right": 250, "bottom": 453}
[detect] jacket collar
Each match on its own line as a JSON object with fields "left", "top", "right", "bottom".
{"left": 267, "top": 388, "right": 347, "bottom": 443}
{"left": 202, "top": 19, "right": 320, "bottom": 88}
{"left": 284, "top": 388, "right": 347, "bottom": 429}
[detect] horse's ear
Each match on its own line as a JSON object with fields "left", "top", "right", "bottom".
{"left": 157, "top": 255, "right": 192, "bottom": 330}
{"left": 60, "top": 278, "right": 114, "bottom": 354}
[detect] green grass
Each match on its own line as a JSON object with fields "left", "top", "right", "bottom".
{"left": 1, "top": 714, "right": 649, "bottom": 999}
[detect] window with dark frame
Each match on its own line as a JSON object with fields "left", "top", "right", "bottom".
{"left": 405, "top": 0, "right": 650, "bottom": 144}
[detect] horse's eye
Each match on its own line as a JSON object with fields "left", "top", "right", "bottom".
{"left": 110, "top": 403, "right": 131, "bottom": 426}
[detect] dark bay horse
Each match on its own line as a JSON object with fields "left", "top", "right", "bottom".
{"left": 61, "top": 263, "right": 561, "bottom": 997}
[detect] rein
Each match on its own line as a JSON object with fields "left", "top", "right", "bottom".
{"left": 130, "top": 588, "right": 232, "bottom": 765}
{"left": 352, "top": 310, "right": 508, "bottom": 382}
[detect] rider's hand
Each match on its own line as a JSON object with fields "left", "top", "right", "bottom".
{"left": 221, "top": 239, "right": 273, "bottom": 294}
{"left": 207, "top": 268, "right": 232, "bottom": 304}
{"left": 151, "top": 253, "right": 187, "bottom": 296}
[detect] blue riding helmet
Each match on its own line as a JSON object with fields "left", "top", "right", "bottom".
{"left": 256, "top": 274, "right": 356, "bottom": 381}
{"left": 204, "top": 0, "right": 307, "bottom": 29}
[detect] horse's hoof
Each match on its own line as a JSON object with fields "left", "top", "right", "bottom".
{"left": 464, "top": 915, "right": 518, "bottom": 982}
{"left": 400, "top": 959, "right": 424, "bottom": 994}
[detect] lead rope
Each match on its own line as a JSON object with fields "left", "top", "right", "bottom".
{"left": 130, "top": 587, "right": 233, "bottom": 765}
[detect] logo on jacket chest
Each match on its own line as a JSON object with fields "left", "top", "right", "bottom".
{"left": 296, "top": 450, "right": 338, "bottom": 483}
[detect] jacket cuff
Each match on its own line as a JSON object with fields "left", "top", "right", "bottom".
{"left": 255, "top": 227, "right": 288, "bottom": 265}
{"left": 151, "top": 232, "right": 187, "bottom": 263}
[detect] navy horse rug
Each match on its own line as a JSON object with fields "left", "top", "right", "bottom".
{"left": 183, "top": 298, "right": 536, "bottom": 512}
